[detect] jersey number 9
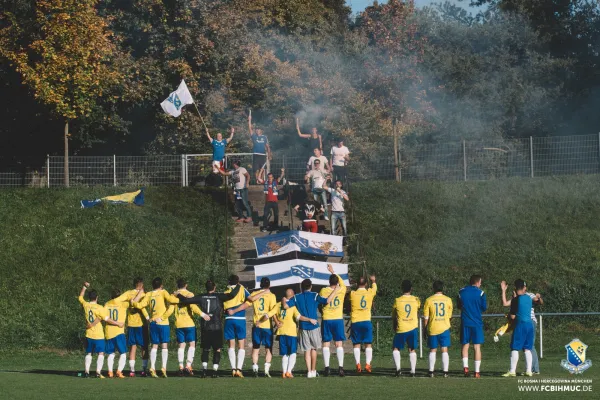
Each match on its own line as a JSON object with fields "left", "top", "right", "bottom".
{"left": 150, "top": 299, "right": 156, "bottom": 314}
{"left": 405, "top": 304, "right": 411, "bottom": 318}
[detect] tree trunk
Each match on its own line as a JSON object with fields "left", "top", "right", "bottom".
{"left": 64, "top": 120, "right": 69, "bottom": 187}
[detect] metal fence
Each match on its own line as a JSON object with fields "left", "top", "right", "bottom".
{"left": 2, "top": 134, "right": 600, "bottom": 187}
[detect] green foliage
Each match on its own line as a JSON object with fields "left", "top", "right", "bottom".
{"left": 349, "top": 176, "right": 600, "bottom": 315}
{"left": 0, "top": 187, "right": 229, "bottom": 349}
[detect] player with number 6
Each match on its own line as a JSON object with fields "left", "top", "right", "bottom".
{"left": 350, "top": 274, "right": 377, "bottom": 373}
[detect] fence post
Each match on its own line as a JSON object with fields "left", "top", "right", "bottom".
{"left": 376, "top": 320, "right": 379, "bottom": 351}
{"left": 181, "top": 155, "right": 185, "bottom": 187}
{"left": 394, "top": 120, "right": 400, "bottom": 182}
{"left": 598, "top": 132, "right": 600, "bottom": 172}
{"left": 463, "top": 140, "right": 467, "bottom": 181}
{"left": 113, "top": 155, "right": 117, "bottom": 186}
{"left": 419, "top": 317, "right": 423, "bottom": 359}
{"left": 530, "top": 136, "right": 534, "bottom": 178}
{"left": 46, "top": 155, "right": 50, "bottom": 188}
{"left": 539, "top": 315, "right": 543, "bottom": 359}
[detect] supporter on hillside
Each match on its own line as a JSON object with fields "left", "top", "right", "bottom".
{"left": 248, "top": 110, "right": 271, "bottom": 184}
{"left": 322, "top": 180, "right": 349, "bottom": 236}
{"left": 261, "top": 168, "right": 285, "bottom": 232}
{"left": 293, "top": 198, "right": 324, "bottom": 233}
{"left": 219, "top": 160, "right": 252, "bottom": 223}
{"left": 206, "top": 127, "right": 235, "bottom": 174}
{"left": 305, "top": 159, "right": 331, "bottom": 221}
{"left": 306, "top": 148, "right": 330, "bottom": 172}
{"left": 296, "top": 118, "right": 323, "bottom": 154}
{"left": 330, "top": 138, "right": 350, "bottom": 184}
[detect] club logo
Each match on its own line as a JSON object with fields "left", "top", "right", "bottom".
{"left": 291, "top": 265, "right": 314, "bottom": 279}
{"left": 561, "top": 339, "right": 592, "bottom": 374}
{"left": 167, "top": 93, "right": 182, "bottom": 110}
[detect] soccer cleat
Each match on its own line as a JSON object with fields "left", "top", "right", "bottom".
{"left": 129, "top": 372, "right": 135, "bottom": 378}
{"left": 253, "top": 370, "right": 259, "bottom": 378}
{"left": 96, "top": 373, "right": 105, "bottom": 379}
{"left": 463, "top": 367, "right": 469, "bottom": 377}
{"left": 524, "top": 372, "right": 533, "bottom": 377}
{"left": 502, "top": 371, "right": 516, "bottom": 378}
{"left": 282, "top": 373, "right": 287, "bottom": 379}
{"left": 285, "top": 372, "right": 294, "bottom": 379}
{"left": 338, "top": 367, "right": 345, "bottom": 377}
{"left": 323, "top": 366, "right": 330, "bottom": 377}
{"left": 108, "top": 371, "right": 114, "bottom": 378}
{"left": 212, "top": 370, "right": 219, "bottom": 378}
{"left": 161, "top": 368, "right": 168, "bottom": 378}
{"left": 443, "top": 372, "right": 449, "bottom": 378}
{"left": 201, "top": 369, "right": 207, "bottom": 378}
{"left": 83, "top": 372, "right": 90, "bottom": 378}
{"left": 178, "top": 368, "right": 185, "bottom": 377}
{"left": 265, "top": 371, "right": 271, "bottom": 378}
{"left": 116, "top": 371, "right": 125, "bottom": 379}
{"left": 186, "top": 367, "right": 194, "bottom": 376}
{"left": 365, "top": 364, "right": 372, "bottom": 373}
{"left": 140, "top": 370, "right": 148, "bottom": 377}
{"left": 149, "top": 369, "right": 159, "bottom": 378}
{"left": 429, "top": 371, "right": 434, "bottom": 378}
{"left": 232, "top": 369, "right": 237, "bottom": 377}
{"left": 236, "top": 370, "right": 245, "bottom": 378}
{"left": 474, "top": 372, "right": 481, "bottom": 379}
{"left": 356, "top": 363, "right": 362, "bottom": 373}
{"left": 410, "top": 373, "right": 416, "bottom": 378}
{"left": 395, "top": 370, "right": 401, "bottom": 377}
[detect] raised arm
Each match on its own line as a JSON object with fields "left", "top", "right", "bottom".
{"left": 534, "top": 293, "right": 543, "bottom": 306}
{"left": 79, "top": 282, "right": 89, "bottom": 302}
{"left": 319, "top": 134, "right": 322, "bottom": 151}
{"left": 248, "top": 110, "right": 253, "bottom": 136}
{"left": 500, "top": 281, "right": 512, "bottom": 307}
{"left": 228, "top": 127, "right": 235, "bottom": 142}
{"left": 206, "top": 128, "right": 213, "bottom": 142}
{"left": 327, "top": 264, "right": 345, "bottom": 291}
{"left": 296, "top": 118, "right": 310, "bottom": 139}
{"left": 340, "top": 189, "right": 349, "bottom": 201}
{"left": 278, "top": 168, "right": 285, "bottom": 182}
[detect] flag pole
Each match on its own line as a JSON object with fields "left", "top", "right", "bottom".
{"left": 193, "top": 103, "right": 209, "bottom": 131}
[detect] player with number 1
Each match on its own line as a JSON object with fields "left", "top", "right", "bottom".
{"left": 392, "top": 280, "right": 421, "bottom": 377}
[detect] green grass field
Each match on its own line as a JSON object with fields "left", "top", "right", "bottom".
{"left": 0, "top": 348, "right": 597, "bottom": 400}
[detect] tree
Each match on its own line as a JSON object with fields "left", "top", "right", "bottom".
{"left": 0, "top": 0, "right": 122, "bottom": 186}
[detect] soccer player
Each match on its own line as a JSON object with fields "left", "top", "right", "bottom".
{"left": 423, "top": 281, "right": 453, "bottom": 378}
{"left": 206, "top": 126, "right": 234, "bottom": 174}
{"left": 274, "top": 289, "right": 317, "bottom": 378}
{"left": 104, "top": 289, "right": 129, "bottom": 378}
{"left": 458, "top": 274, "right": 487, "bottom": 378}
{"left": 350, "top": 275, "right": 377, "bottom": 373}
{"left": 173, "top": 278, "right": 210, "bottom": 376}
{"left": 392, "top": 280, "right": 420, "bottom": 377}
{"left": 284, "top": 278, "right": 340, "bottom": 378}
{"left": 223, "top": 275, "right": 254, "bottom": 377}
{"left": 120, "top": 277, "right": 150, "bottom": 377}
{"left": 131, "top": 277, "right": 180, "bottom": 378}
{"left": 78, "top": 282, "right": 122, "bottom": 378}
{"left": 177, "top": 280, "right": 242, "bottom": 378}
{"left": 227, "top": 277, "right": 277, "bottom": 377}
{"left": 502, "top": 279, "right": 535, "bottom": 377}
{"left": 319, "top": 264, "right": 347, "bottom": 377}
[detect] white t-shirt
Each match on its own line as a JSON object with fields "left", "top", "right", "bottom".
{"left": 331, "top": 146, "right": 350, "bottom": 167}
{"left": 307, "top": 155, "right": 329, "bottom": 170}
{"left": 327, "top": 187, "right": 346, "bottom": 212}
{"left": 232, "top": 167, "right": 248, "bottom": 190}
{"left": 526, "top": 292, "right": 537, "bottom": 324}
{"left": 307, "top": 169, "right": 328, "bottom": 190}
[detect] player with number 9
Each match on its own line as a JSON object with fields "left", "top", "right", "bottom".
{"left": 423, "top": 281, "right": 453, "bottom": 378}
{"left": 318, "top": 264, "right": 347, "bottom": 377}
{"left": 391, "top": 280, "right": 421, "bottom": 377}
{"left": 349, "top": 275, "right": 377, "bottom": 373}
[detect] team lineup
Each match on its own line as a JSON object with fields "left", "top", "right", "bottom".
{"left": 79, "top": 268, "right": 540, "bottom": 380}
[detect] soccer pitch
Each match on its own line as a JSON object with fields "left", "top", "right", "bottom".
{"left": 0, "top": 349, "right": 596, "bottom": 400}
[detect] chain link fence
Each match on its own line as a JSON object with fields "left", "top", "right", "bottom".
{"left": 1, "top": 134, "right": 599, "bottom": 187}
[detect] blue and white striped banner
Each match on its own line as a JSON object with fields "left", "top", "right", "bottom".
{"left": 254, "top": 230, "right": 343, "bottom": 258}
{"left": 254, "top": 259, "right": 349, "bottom": 288}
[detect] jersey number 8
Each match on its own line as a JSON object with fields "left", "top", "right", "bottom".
{"left": 88, "top": 310, "right": 94, "bottom": 323}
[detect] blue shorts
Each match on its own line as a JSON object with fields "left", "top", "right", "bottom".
{"left": 106, "top": 334, "right": 127, "bottom": 354}
{"left": 428, "top": 329, "right": 451, "bottom": 349}
{"left": 127, "top": 326, "right": 148, "bottom": 347}
{"left": 176, "top": 327, "right": 197, "bottom": 344}
{"left": 224, "top": 319, "right": 246, "bottom": 341}
{"left": 460, "top": 324, "right": 484, "bottom": 345}
{"left": 279, "top": 335, "right": 298, "bottom": 356}
{"left": 252, "top": 327, "right": 273, "bottom": 349}
{"left": 150, "top": 323, "right": 170, "bottom": 345}
{"left": 393, "top": 329, "right": 418, "bottom": 350}
{"left": 321, "top": 319, "right": 346, "bottom": 342}
{"left": 350, "top": 321, "right": 373, "bottom": 344}
{"left": 85, "top": 338, "right": 105, "bottom": 354}
{"left": 510, "top": 322, "right": 534, "bottom": 351}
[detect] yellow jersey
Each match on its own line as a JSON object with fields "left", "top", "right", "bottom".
{"left": 251, "top": 291, "right": 278, "bottom": 329}
{"left": 104, "top": 298, "right": 128, "bottom": 340}
{"left": 118, "top": 289, "right": 149, "bottom": 327}
{"left": 319, "top": 275, "right": 346, "bottom": 320}
{"left": 223, "top": 285, "right": 250, "bottom": 319}
{"left": 174, "top": 289, "right": 204, "bottom": 328}
{"left": 79, "top": 296, "right": 108, "bottom": 340}
{"left": 133, "top": 289, "right": 179, "bottom": 326}
{"left": 423, "top": 293, "right": 453, "bottom": 336}
{"left": 392, "top": 295, "right": 421, "bottom": 333}
{"left": 277, "top": 305, "right": 300, "bottom": 337}
{"left": 350, "top": 283, "right": 378, "bottom": 323}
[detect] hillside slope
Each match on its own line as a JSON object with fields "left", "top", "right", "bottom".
{"left": 0, "top": 187, "right": 229, "bottom": 349}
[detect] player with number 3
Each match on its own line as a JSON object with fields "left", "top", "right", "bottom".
{"left": 392, "top": 280, "right": 421, "bottom": 377}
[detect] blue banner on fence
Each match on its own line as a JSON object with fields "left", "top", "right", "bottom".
{"left": 254, "top": 259, "right": 349, "bottom": 288}
{"left": 254, "top": 230, "right": 344, "bottom": 258}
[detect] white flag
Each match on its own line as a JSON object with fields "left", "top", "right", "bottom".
{"left": 160, "top": 79, "right": 194, "bottom": 117}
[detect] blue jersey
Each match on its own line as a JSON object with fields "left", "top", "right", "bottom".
{"left": 251, "top": 134, "right": 268, "bottom": 155}
{"left": 286, "top": 291, "right": 328, "bottom": 331}
{"left": 458, "top": 285, "right": 487, "bottom": 327}
{"left": 510, "top": 294, "right": 533, "bottom": 324}
{"left": 212, "top": 139, "right": 228, "bottom": 161}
